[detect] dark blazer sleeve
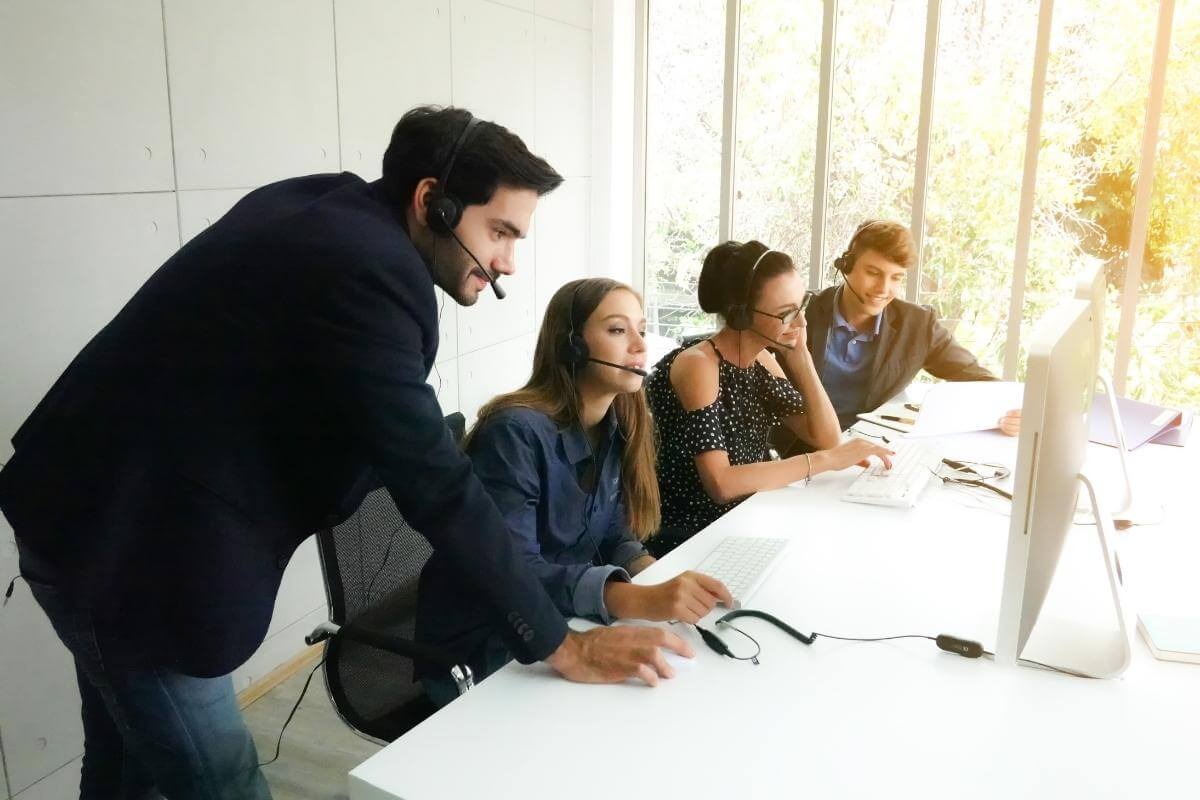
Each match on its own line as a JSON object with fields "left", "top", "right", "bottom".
{"left": 305, "top": 261, "right": 567, "bottom": 663}
{"left": 921, "top": 306, "right": 998, "bottom": 382}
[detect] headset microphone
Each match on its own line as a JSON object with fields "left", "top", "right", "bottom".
{"left": 841, "top": 274, "right": 868, "bottom": 306}
{"left": 747, "top": 328, "right": 796, "bottom": 352}
{"left": 427, "top": 113, "right": 506, "bottom": 301}
{"left": 587, "top": 358, "right": 648, "bottom": 378}
{"left": 442, "top": 222, "right": 506, "bottom": 300}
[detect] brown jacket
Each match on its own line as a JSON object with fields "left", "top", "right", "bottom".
{"left": 805, "top": 285, "right": 997, "bottom": 417}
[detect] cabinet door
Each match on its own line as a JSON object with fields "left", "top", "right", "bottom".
{"left": 164, "top": 0, "right": 339, "bottom": 190}
{"left": 336, "top": 0, "right": 452, "bottom": 181}
{"left": 0, "top": 0, "right": 174, "bottom": 196}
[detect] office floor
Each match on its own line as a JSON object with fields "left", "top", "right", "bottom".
{"left": 243, "top": 661, "right": 381, "bottom": 800}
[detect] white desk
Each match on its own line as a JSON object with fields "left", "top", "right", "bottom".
{"left": 349, "top": 429, "right": 1199, "bottom": 800}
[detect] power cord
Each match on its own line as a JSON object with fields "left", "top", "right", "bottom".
{"left": 257, "top": 655, "right": 326, "bottom": 768}
{"left": 2, "top": 576, "right": 21, "bottom": 608}
{"left": 698, "top": 609, "right": 1093, "bottom": 678}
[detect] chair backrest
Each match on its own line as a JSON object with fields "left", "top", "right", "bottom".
{"left": 316, "top": 412, "right": 466, "bottom": 742}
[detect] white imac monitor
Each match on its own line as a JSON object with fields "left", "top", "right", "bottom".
{"left": 995, "top": 297, "right": 1131, "bottom": 678}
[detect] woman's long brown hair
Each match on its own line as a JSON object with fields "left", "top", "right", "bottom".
{"left": 467, "top": 278, "right": 661, "bottom": 539}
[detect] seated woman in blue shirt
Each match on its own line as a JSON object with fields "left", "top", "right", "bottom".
{"left": 417, "top": 278, "right": 732, "bottom": 705}
{"left": 646, "top": 241, "right": 895, "bottom": 556}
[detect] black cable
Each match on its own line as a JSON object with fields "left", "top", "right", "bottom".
{"left": 704, "top": 608, "right": 1093, "bottom": 679}
{"left": 812, "top": 632, "right": 936, "bottom": 645}
{"left": 258, "top": 656, "right": 326, "bottom": 768}
{"left": 3, "top": 575, "right": 21, "bottom": 608}
{"left": 694, "top": 622, "right": 761, "bottom": 664}
{"left": 981, "top": 649, "right": 1095, "bottom": 679}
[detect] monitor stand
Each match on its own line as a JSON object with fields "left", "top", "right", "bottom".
{"left": 1094, "top": 374, "right": 1163, "bottom": 528}
{"left": 1019, "top": 472, "right": 1133, "bottom": 679}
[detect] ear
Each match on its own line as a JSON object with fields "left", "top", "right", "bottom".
{"left": 411, "top": 176, "right": 439, "bottom": 227}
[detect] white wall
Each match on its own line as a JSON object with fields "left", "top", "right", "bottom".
{"left": 0, "top": 1, "right": 606, "bottom": 795}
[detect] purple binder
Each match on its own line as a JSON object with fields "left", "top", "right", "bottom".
{"left": 1088, "top": 393, "right": 1186, "bottom": 450}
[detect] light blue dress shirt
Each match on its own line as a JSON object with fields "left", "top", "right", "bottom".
{"left": 821, "top": 286, "right": 884, "bottom": 429}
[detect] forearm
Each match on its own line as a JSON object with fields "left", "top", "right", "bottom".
{"left": 626, "top": 554, "right": 656, "bottom": 576}
{"left": 603, "top": 581, "right": 649, "bottom": 620}
{"left": 781, "top": 349, "right": 841, "bottom": 448}
{"left": 700, "top": 456, "right": 813, "bottom": 504}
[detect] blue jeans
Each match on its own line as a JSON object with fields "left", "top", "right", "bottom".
{"left": 24, "top": 571, "right": 271, "bottom": 800}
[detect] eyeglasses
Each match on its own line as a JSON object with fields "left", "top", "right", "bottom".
{"left": 751, "top": 291, "right": 815, "bottom": 326}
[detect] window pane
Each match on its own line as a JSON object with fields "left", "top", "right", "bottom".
{"left": 824, "top": 0, "right": 926, "bottom": 284}
{"left": 644, "top": 0, "right": 726, "bottom": 340}
{"left": 1024, "top": 0, "right": 1157, "bottom": 384}
{"left": 730, "top": 0, "right": 823, "bottom": 276}
{"left": 919, "top": 0, "right": 1040, "bottom": 374}
{"left": 1128, "top": 1, "right": 1200, "bottom": 410}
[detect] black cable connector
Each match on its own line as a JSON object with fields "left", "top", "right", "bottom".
{"left": 696, "top": 624, "right": 733, "bottom": 657}
{"left": 935, "top": 634, "right": 985, "bottom": 658}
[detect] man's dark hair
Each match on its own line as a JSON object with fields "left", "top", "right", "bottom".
{"left": 381, "top": 106, "right": 563, "bottom": 213}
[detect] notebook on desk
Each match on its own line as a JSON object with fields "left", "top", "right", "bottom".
{"left": 1137, "top": 614, "right": 1200, "bottom": 665}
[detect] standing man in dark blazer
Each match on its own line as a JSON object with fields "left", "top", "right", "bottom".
{"left": 805, "top": 220, "right": 1021, "bottom": 434}
{"left": 0, "top": 106, "right": 689, "bottom": 799}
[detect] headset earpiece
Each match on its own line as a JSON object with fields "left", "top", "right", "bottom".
{"left": 559, "top": 283, "right": 591, "bottom": 367}
{"left": 426, "top": 192, "right": 463, "bottom": 235}
{"left": 427, "top": 115, "right": 480, "bottom": 237}
{"left": 834, "top": 248, "right": 854, "bottom": 275}
{"left": 835, "top": 219, "right": 890, "bottom": 277}
{"left": 725, "top": 245, "right": 776, "bottom": 332}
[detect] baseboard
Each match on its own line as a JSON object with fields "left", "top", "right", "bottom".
{"left": 236, "top": 643, "right": 323, "bottom": 710}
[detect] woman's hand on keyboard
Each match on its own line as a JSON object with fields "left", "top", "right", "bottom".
{"left": 606, "top": 571, "right": 733, "bottom": 624}
{"left": 816, "top": 439, "right": 895, "bottom": 473}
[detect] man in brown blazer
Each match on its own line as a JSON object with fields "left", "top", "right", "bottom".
{"left": 804, "top": 220, "right": 1021, "bottom": 434}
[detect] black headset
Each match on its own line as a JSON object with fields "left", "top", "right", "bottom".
{"left": 426, "top": 114, "right": 481, "bottom": 236}
{"left": 833, "top": 219, "right": 889, "bottom": 276}
{"left": 725, "top": 244, "right": 780, "bottom": 332}
{"left": 558, "top": 282, "right": 649, "bottom": 377}
{"left": 558, "top": 281, "right": 590, "bottom": 368}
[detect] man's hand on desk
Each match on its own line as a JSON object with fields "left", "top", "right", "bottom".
{"left": 604, "top": 571, "right": 733, "bottom": 624}
{"left": 544, "top": 627, "right": 695, "bottom": 686}
{"left": 998, "top": 408, "right": 1022, "bottom": 437}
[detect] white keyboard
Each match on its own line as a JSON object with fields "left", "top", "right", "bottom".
{"left": 842, "top": 438, "right": 943, "bottom": 508}
{"left": 694, "top": 536, "right": 788, "bottom": 609}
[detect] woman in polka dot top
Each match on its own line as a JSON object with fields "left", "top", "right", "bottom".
{"left": 645, "top": 241, "right": 895, "bottom": 556}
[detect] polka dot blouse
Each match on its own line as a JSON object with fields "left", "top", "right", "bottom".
{"left": 646, "top": 339, "right": 806, "bottom": 550}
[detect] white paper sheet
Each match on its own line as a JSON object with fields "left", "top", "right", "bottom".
{"left": 904, "top": 381, "right": 1025, "bottom": 438}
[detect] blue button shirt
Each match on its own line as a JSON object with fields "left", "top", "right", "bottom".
{"left": 463, "top": 405, "right": 647, "bottom": 623}
{"left": 821, "top": 286, "right": 884, "bottom": 428}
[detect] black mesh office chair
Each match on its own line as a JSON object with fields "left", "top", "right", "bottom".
{"left": 305, "top": 412, "right": 473, "bottom": 743}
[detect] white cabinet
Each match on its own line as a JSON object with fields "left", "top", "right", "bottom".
{"left": 457, "top": 235, "right": 537, "bottom": 355}
{"left": 428, "top": 357, "right": 461, "bottom": 416}
{"left": 535, "top": 16, "right": 593, "bottom": 178}
{"left": 177, "top": 187, "right": 256, "bottom": 244}
{"left": 335, "top": 0, "right": 452, "bottom": 181}
{"left": 534, "top": 178, "right": 591, "bottom": 323}
{"left": 536, "top": 0, "right": 592, "bottom": 30}
{"left": 458, "top": 334, "right": 536, "bottom": 424}
{"left": 451, "top": 0, "right": 536, "bottom": 148}
{"left": 0, "top": 0, "right": 174, "bottom": 196}
{"left": 164, "top": 0, "right": 340, "bottom": 190}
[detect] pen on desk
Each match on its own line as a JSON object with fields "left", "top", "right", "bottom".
{"left": 904, "top": 403, "right": 921, "bottom": 413}
{"left": 880, "top": 415, "right": 916, "bottom": 425}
